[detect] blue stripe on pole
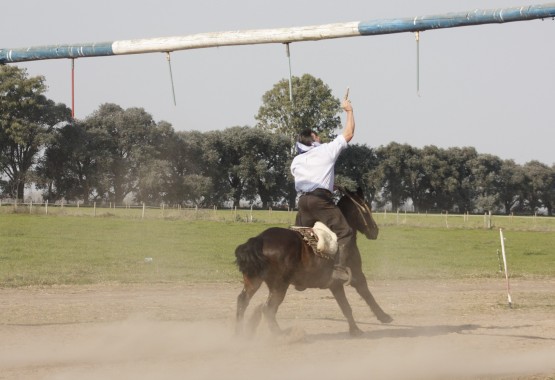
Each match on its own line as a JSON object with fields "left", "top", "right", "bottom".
{"left": 0, "top": 42, "right": 114, "bottom": 63}
{"left": 357, "top": 4, "right": 555, "bottom": 35}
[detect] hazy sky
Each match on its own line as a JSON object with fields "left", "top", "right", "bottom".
{"left": 4, "top": 0, "right": 554, "bottom": 165}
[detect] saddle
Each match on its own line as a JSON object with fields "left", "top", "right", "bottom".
{"left": 290, "top": 222, "right": 338, "bottom": 260}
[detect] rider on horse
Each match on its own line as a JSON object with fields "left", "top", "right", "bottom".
{"left": 290, "top": 95, "right": 356, "bottom": 286}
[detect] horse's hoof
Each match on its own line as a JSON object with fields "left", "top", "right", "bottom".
{"left": 279, "top": 326, "right": 307, "bottom": 344}
{"left": 349, "top": 327, "right": 364, "bottom": 337}
{"left": 378, "top": 314, "right": 393, "bottom": 324}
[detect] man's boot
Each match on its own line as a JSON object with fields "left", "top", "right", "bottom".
{"left": 331, "top": 243, "right": 351, "bottom": 285}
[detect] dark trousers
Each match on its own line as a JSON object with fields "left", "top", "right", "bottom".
{"left": 296, "top": 189, "right": 354, "bottom": 247}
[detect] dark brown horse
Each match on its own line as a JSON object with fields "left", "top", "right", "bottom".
{"left": 235, "top": 187, "right": 392, "bottom": 337}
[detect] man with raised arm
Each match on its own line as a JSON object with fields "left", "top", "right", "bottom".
{"left": 290, "top": 95, "right": 355, "bottom": 285}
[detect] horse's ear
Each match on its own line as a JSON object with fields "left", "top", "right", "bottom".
{"left": 336, "top": 185, "right": 345, "bottom": 193}
{"left": 356, "top": 187, "right": 364, "bottom": 197}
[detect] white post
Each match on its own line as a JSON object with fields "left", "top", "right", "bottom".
{"left": 45, "top": 200, "right": 48, "bottom": 215}
{"left": 142, "top": 203, "right": 146, "bottom": 219}
{"left": 499, "top": 228, "right": 513, "bottom": 308}
{"left": 94, "top": 202, "right": 96, "bottom": 217}
{"left": 29, "top": 199, "right": 32, "bottom": 214}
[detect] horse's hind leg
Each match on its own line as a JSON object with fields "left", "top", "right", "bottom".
{"left": 352, "top": 273, "right": 393, "bottom": 323}
{"left": 330, "top": 285, "right": 363, "bottom": 336}
{"left": 236, "top": 275, "right": 263, "bottom": 336}
{"left": 262, "top": 284, "right": 288, "bottom": 335}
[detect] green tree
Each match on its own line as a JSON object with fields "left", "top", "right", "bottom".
{"left": 85, "top": 103, "right": 162, "bottom": 204}
{"left": 368, "top": 142, "right": 415, "bottom": 211}
{"left": 35, "top": 120, "right": 104, "bottom": 204}
{"left": 134, "top": 120, "right": 178, "bottom": 205}
{"left": 250, "top": 132, "right": 291, "bottom": 208}
{"left": 203, "top": 126, "right": 290, "bottom": 208}
{"left": 166, "top": 130, "right": 212, "bottom": 206}
{"left": 183, "top": 174, "right": 213, "bottom": 206}
{"left": 255, "top": 74, "right": 341, "bottom": 142}
{"left": 521, "top": 160, "right": 554, "bottom": 215}
{"left": 469, "top": 154, "right": 503, "bottom": 213}
{"left": 443, "top": 147, "right": 478, "bottom": 212}
{"left": 335, "top": 143, "right": 378, "bottom": 201}
{"left": 417, "top": 145, "right": 451, "bottom": 211}
{"left": 497, "top": 159, "right": 526, "bottom": 215}
{"left": 0, "top": 65, "right": 71, "bottom": 199}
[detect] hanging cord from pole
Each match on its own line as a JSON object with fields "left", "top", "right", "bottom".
{"left": 166, "top": 52, "right": 177, "bottom": 106}
{"left": 71, "top": 58, "right": 75, "bottom": 119}
{"left": 415, "top": 31, "right": 421, "bottom": 97}
{"left": 284, "top": 42, "right": 294, "bottom": 106}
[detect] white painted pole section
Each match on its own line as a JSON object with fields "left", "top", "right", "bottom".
{"left": 112, "top": 22, "right": 361, "bottom": 55}
{"left": 499, "top": 228, "right": 513, "bottom": 308}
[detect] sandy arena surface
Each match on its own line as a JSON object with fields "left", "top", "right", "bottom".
{"left": 1, "top": 278, "right": 554, "bottom": 380}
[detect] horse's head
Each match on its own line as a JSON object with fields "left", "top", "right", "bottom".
{"left": 337, "top": 187, "right": 379, "bottom": 240}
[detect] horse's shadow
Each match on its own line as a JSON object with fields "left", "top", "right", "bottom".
{"left": 296, "top": 321, "right": 481, "bottom": 342}
{"left": 294, "top": 320, "right": 554, "bottom": 343}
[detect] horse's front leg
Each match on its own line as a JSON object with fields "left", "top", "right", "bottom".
{"left": 262, "top": 284, "right": 288, "bottom": 334}
{"left": 329, "top": 285, "right": 363, "bottom": 336}
{"left": 351, "top": 273, "right": 393, "bottom": 324}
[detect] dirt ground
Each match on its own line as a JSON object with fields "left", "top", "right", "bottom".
{"left": 1, "top": 278, "right": 554, "bottom": 380}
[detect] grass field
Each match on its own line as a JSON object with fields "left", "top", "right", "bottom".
{"left": 2, "top": 202, "right": 555, "bottom": 231}
{"left": 1, "top": 210, "right": 554, "bottom": 287}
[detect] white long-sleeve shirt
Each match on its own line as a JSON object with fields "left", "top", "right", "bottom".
{"left": 290, "top": 134, "right": 348, "bottom": 193}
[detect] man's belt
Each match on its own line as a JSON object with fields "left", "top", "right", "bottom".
{"left": 300, "top": 188, "right": 333, "bottom": 198}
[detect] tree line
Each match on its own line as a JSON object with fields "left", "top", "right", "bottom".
{"left": 1, "top": 66, "right": 554, "bottom": 215}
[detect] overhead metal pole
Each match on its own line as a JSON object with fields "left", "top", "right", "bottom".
{"left": 1, "top": 3, "right": 554, "bottom": 64}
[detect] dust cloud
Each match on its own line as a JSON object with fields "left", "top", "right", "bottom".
{"left": 2, "top": 316, "right": 555, "bottom": 380}
{"left": 1, "top": 280, "right": 554, "bottom": 379}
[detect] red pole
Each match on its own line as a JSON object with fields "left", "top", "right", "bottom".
{"left": 71, "top": 58, "right": 75, "bottom": 119}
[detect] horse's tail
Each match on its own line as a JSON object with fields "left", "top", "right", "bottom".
{"left": 235, "top": 236, "right": 268, "bottom": 278}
